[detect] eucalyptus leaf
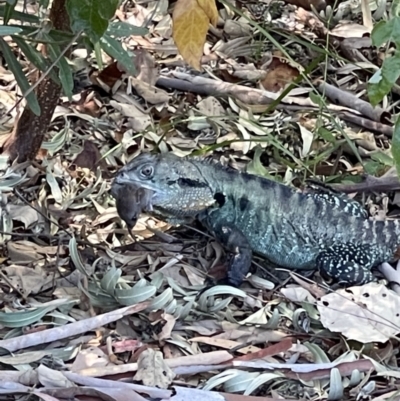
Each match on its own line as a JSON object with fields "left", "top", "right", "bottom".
{"left": 178, "top": 297, "right": 195, "bottom": 319}
{"left": 164, "top": 299, "right": 177, "bottom": 315}
{"left": 0, "top": 38, "right": 40, "bottom": 115}
{"left": 0, "top": 26, "right": 21, "bottom": 35}
{"left": 101, "top": 266, "right": 121, "bottom": 293}
{"left": 208, "top": 297, "right": 233, "bottom": 313}
{"left": 150, "top": 288, "right": 174, "bottom": 310}
{"left": 165, "top": 338, "right": 195, "bottom": 355}
{"left": 84, "top": 281, "right": 119, "bottom": 309}
{"left": 0, "top": 304, "right": 62, "bottom": 328}
{"left": 12, "top": 36, "right": 59, "bottom": 84}
{"left": 259, "top": 307, "right": 280, "bottom": 330}
{"left": 246, "top": 147, "right": 271, "bottom": 178}
{"left": 166, "top": 277, "right": 195, "bottom": 296}
{"left": 203, "top": 370, "right": 241, "bottom": 391}
{"left": 243, "top": 373, "right": 283, "bottom": 395}
{"left": 0, "top": 174, "right": 28, "bottom": 191}
{"left": 197, "top": 286, "right": 246, "bottom": 308}
{"left": 41, "top": 126, "right": 69, "bottom": 154}
{"left": 0, "top": 6, "right": 39, "bottom": 23}
{"left": 328, "top": 368, "right": 344, "bottom": 400}
{"left": 115, "top": 281, "right": 157, "bottom": 305}
{"left": 46, "top": 167, "right": 62, "bottom": 203}
{"left": 3, "top": 0, "right": 17, "bottom": 25}
{"left": 69, "top": 237, "right": 90, "bottom": 277}
{"left": 304, "top": 342, "right": 330, "bottom": 364}
{"left": 47, "top": 41, "right": 74, "bottom": 98}
{"left": 224, "top": 372, "right": 260, "bottom": 393}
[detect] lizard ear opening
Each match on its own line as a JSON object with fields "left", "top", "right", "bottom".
{"left": 214, "top": 192, "right": 226, "bottom": 207}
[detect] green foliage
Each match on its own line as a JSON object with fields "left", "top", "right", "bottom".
{"left": 66, "top": 0, "right": 119, "bottom": 43}
{"left": 367, "top": 3, "right": 400, "bottom": 178}
{"left": 0, "top": 0, "right": 148, "bottom": 114}
{"left": 392, "top": 117, "right": 400, "bottom": 179}
{"left": 368, "top": 4, "right": 400, "bottom": 106}
{"left": 0, "top": 38, "right": 40, "bottom": 115}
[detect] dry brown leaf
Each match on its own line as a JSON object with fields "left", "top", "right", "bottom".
{"left": 3, "top": 265, "right": 54, "bottom": 296}
{"left": 190, "top": 337, "right": 261, "bottom": 354}
{"left": 8, "top": 204, "right": 39, "bottom": 229}
{"left": 260, "top": 61, "right": 299, "bottom": 93}
{"left": 330, "top": 22, "right": 371, "bottom": 38}
{"left": 280, "top": 286, "right": 317, "bottom": 303}
{"left": 134, "top": 348, "right": 175, "bottom": 388}
{"left": 158, "top": 313, "right": 177, "bottom": 341}
{"left": 70, "top": 347, "right": 111, "bottom": 371}
{"left": 317, "top": 283, "right": 400, "bottom": 343}
{"left": 172, "top": 0, "right": 218, "bottom": 70}
{"left": 129, "top": 77, "right": 170, "bottom": 104}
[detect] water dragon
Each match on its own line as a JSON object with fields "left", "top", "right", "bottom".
{"left": 110, "top": 152, "right": 400, "bottom": 287}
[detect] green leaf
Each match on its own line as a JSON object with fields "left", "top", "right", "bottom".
{"left": 317, "top": 127, "right": 336, "bottom": 143}
{"left": 371, "top": 17, "right": 400, "bottom": 47}
{"left": 100, "top": 34, "right": 136, "bottom": 76}
{"left": 12, "top": 36, "right": 60, "bottom": 84}
{"left": 309, "top": 91, "right": 324, "bottom": 107}
{"left": 106, "top": 21, "right": 148, "bottom": 38}
{"left": 69, "top": 237, "right": 90, "bottom": 277}
{"left": 0, "top": 38, "right": 40, "bottom": 115}
{"left": 115, "top": 279, "right": 157, "bottom": 306}
{"left": 39, "top": 0, "right": 50, "bottom": 9}
{"left": 94, "top": 41, "right": 103, "bottom": 70}
{"left": 66, "top": 0, "right": 118, "bottom": 43}
{"left": 3, "top": 0, "right": 17, "bottom": 25}
{"left": 101, "top": 266, "right": 121, "bottom": 293}
{"left": 246, "top": 147, "right": 272, "bottom": 178}
{"left": 17, "top": 25, "right": 75, "bottom": 43}
{"left": 364, "top": 160, "right": 383, "bottom": 176}
{"left": 0, "top": 304, "right": 62, "bottom": 328}
{"left": 392, "top": 1, "right": 400, "bottom": 18}
{"left": 370, "top": 151, "right": 393, "bottom": 166}
{"left": 46, "top": 41, "right": 74, "bottom": 98}
{"left": 0, "top": 6, "right": 40, "bottom": 23}
{"left": 368, "top": 49, "right": 400, "bottom": 106}
{"left": 0, "top": 26, "right": 22, "bottom": 35}
{"left": 392, "top": 116, "right": 400, "bottom": 179}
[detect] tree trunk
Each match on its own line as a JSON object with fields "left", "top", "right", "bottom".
{"left": 3, "top": 0, "right": 71, "bottom": 162}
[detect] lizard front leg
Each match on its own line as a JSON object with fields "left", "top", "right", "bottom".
{"left": 208, "top": 221, "right": 253, "bottom": 287}
{"left": 316, "top": 243, "right": 377, "bottom": 286}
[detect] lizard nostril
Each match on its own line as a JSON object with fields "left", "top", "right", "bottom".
{"left": 115, "top": 172, "right": 129, "bottom": 183}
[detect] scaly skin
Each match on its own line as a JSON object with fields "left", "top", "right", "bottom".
{"left": 111, "top": 153, "right": 400, "bottom": 287}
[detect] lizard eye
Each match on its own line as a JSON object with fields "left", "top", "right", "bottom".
{"left": 139, "top": 165, "right": 154, "bottom": 179}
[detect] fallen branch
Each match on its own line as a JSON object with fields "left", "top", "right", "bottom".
{"left": 156, "top": 72, "right": 394, "bottom": 137}
{"left": 318, "top": 82, "right": 391, "bottom": 124}
{"left": 0, "top": 302, "right": 150, "bottom": 352}
{"left": 331, "top": 173, "right": 400, "bottom": 193}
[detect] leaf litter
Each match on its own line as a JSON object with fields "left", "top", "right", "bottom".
{"left": 1, "top": 0, "right": 400, "bottom": 400}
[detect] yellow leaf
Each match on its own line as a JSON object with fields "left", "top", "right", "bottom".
{"left": 197, "top": 0, "right": 219, "bottom": 27}
{"left": 172, "top": 0, "right": 217, "bottom": 70}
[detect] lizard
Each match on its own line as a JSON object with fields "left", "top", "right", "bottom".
{"left": 111, "top": 152, "right": 400, "bottom": 287}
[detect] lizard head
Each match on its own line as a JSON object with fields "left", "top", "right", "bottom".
{"left": 111, "top": 153, "right": 216, "bottom": 222}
